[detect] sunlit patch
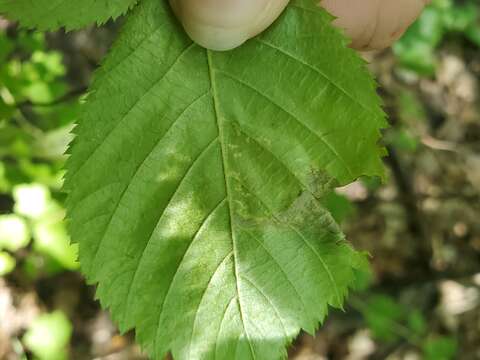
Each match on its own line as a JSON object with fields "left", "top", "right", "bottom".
{"left": 22, "top": 311, "right": 72, "bottom": 360}
{"left": 155, "top": 151, "right": 192, "bottom": 184}
{"left": 33, "top": 220, "right": 79, "bottom": 271}
{"left": 157, "top": 195, "right": 205, "bottom": 240}
{"left": 0, "top": 215, "right": 30, "bottom": 251}
{"left": 13, "top": 184, "right": 50, "bottom": 219}
{"left": 439, "top": 280, "right": 480, "bottom": 316}
{"left": 0, "top": 252, "right": 16, "bottom": 276}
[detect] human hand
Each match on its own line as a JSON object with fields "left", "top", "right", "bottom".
{"left": 170, "top": 0, "right": 430, "bottom": 51}
{"left": 322, "top": 0, "right": 431, "bottom": 51}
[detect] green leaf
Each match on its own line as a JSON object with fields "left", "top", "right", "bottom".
{"left": 407, "top": 310, "right": 427, "bottom": 337}
{"left": 361, "top": 295, "right": 405, "bottom": 342}
{"left": 13, "top": 183, "right": 50, "bottom": 219}
{"left": 33, "top": 203, "right": 79, "bottom": 271}
{"left": 320, "top": 191, "right": 355, "bottom": 224}
{"left": 65, "top": 0, "right": 386, "bottom": 359}
{"left": 423, "top": 336, "right": 458, "bottom": 360}
{"left": 23, "top": 311, "right": 72, "bottom": 360}
{"left": 0, "top": 214, "right": 30, "bottom": 251}
{"left": 0, "top": 251, "right": 16, "bottom": 275}
{"left": 0, "top": 0, "right": 138, "bottom": 31}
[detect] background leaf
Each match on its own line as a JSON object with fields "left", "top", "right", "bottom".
{"left": 0, "top": 0, "right": 138, "bottom": 31}
{"left": 22, "top": 311, "right": 73, "bottom": 360}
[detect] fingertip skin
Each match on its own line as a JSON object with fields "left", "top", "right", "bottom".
{"left": 320, "top": 0, "right": 430, "bottom": 51}
{"left": 170, "top": 0, "right": 289, "bottom": 51}
{"left": 170, "top": 0, "right": 429, "bottom": 51}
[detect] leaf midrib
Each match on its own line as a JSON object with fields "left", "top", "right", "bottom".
{"left": 207, "top": 50, "right": 257, "bottom": 360}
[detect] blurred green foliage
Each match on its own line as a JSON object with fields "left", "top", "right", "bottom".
{"left": 360, "top": 294, "right": 427, "bottom": 342}
{"left": 0, "top": 250, "right": 15, "bottom": 275}
{"left": 0, "top": 28, "right": 79, "bottom": 277}
{"left": 22, "top": 311, "right": 73, "bottom": 360}
{"left": 423, "top": 336, "right": 458, "bottom": 360}
{"left": 384, "top": 88, "right": 429, "bottom": 154}
{"left": 394, "top": 0, "right": 480, "bottom": 76}
{"left": 351, "top": 294, "right": 457, "bottom": 359}
{"left": 1, "top": 28, "right": 78, "bottom": 357}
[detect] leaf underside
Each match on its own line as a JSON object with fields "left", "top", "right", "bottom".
{"left": 64, "top": 0, "right": 387, "bottom": 359}
{"left": 0, "top": 0, "right": 138, "bottom": 30}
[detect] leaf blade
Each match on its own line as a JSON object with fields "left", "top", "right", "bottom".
{"left": 65, "top": 0, "right": 386, "bottom": 359}
{"left": 0, "top": 0, "right": 138, "bottom": 30}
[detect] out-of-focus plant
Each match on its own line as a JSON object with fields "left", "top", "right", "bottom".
{"left": 423, "top": 336, "right": 458, "bottom": 360}
{"left": 355, "top": 294, "right": 427, "bottom": 343}
{"left": 384, "top": 88, "right": 428, "bottom": 155}
{"left": 0, "top": 250, "right": 16, "bottom": 275}
{"left": 0, "top": 27, "right": 80, "bottom": 277}
{"left": 0, "top": 27, "right": 78, "bottom": 359}
{"left": 22, "top": 311, "right": 73, "bottom": 360}
{"left": 394, "top": 0, "right": 480, "bottom": 76}
{"left": 350, "top": 291, "right": 458, "bottom": 359}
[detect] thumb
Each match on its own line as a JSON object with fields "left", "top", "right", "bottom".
{"left": 170, "top": 0, "right": 289, "bottom": 51}
{"left": 321, "top": 0, "right": 430, "bottom": 51}
{"left": 171, "top": 0, "right": 429, "bottom": 52}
